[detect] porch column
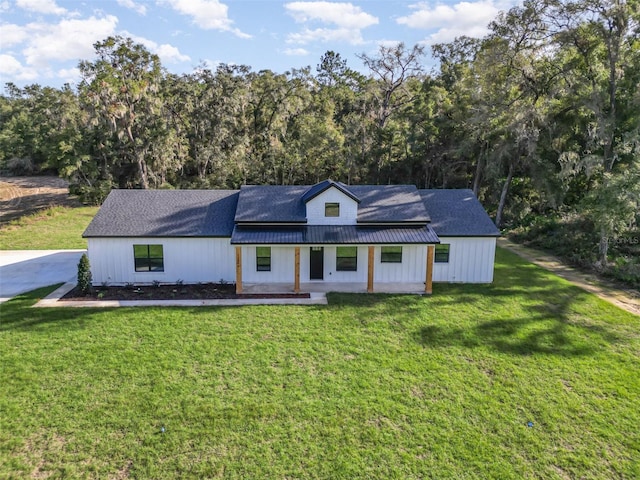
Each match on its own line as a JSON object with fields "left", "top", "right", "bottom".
{"left": 367, "top": 245, "right": 375, "bottom": 293}
{"left": 294, "top": 246, "right": 300, "bottom": 293}
{"left": 425, "top": 244, "right": 434, "bottom": 294}
{"left": 235, "top": 246, "right": 243, "bottom": 294}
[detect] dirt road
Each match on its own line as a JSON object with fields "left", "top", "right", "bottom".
{"left": 498, "top": 238, "right": 640, "bottom": 316}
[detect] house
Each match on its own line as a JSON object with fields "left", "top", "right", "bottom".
{"left": 82, "top": 180, "right": 500, "bottom": 294}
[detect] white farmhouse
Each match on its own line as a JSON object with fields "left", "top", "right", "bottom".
{"left": 83, "top": 180, "right": 500, "bottom": 293}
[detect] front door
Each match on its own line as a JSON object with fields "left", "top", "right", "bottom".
{"left": 310, "top": 247, "right": 324, "bottom": 280}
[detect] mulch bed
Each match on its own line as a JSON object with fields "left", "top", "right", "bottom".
{"left": 61, "top": 283, "right": 310, "bottom": 301}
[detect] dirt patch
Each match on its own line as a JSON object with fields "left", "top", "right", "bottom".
{"left": 0, "top": 176, "right": 82, "bottom": 224}
{"left": 61, "top": 283, "right": 310, "bottom": 301}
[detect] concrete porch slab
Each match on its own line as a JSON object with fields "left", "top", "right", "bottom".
{"left": 241, "top": 282, "right": 427, "bottom": 294}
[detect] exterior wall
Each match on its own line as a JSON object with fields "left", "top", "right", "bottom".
{"left": 88, "top": 236, "right": 496, "bottom": 287}
{"left": 241, "top": 246, "right": 295, "bottom": 283}
{"left": 302, "top": 246, "right": 368, "bottom": 282}
{"left": 242, "top": 246, "right": 368, "bottom": 284}
{"left": 305, "top": 188, "right": 358, "bottom": 225}
{"left": 87, "top": 237, "right": 235, "bottom": 285}
{"left": 432, "top": 237, "right": 496, "bottom": 283}
{"left": 373, "top": 245, "right": 427, "bottom": 283}
{"left": 242, "top": 245, "right": 429, "bottom": 285}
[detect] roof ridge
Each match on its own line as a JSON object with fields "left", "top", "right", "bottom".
{"left": 301, "top": 179, "right": 360, "bottom": 203}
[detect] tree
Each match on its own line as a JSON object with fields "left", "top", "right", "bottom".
{"left": 165, "top": 64, "right": 251, "bottom": 188}
{"left": 357, "top": 43, "right": 426, "bottom": 182}
{"left": 77, "top": 253, "right": 92, "bottom": 294}
{"left": 79, "top": 36, "right": 167, "bottom": 189}
{"left": 357, "top": 43, "right": 426, "bottom": 129}
{"left": 550, "top": 0, "right": 639, "bottom": 263}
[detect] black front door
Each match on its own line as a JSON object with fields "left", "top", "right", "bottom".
{"left": 310, "top": 247, "right": 324, "bottom": 280}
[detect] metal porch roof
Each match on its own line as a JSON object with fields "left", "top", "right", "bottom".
{"left": 230, "top": 225, "right": 440, "bottom": 244}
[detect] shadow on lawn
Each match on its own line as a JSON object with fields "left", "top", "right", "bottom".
{"left": 415, "top": 285, "right": 620, "bottom": 357}
{"left": 330, "top": 249, "right": 624, "bottom": 357}
{"left": 0, "top": 286, "right": 98, "bottom": 332}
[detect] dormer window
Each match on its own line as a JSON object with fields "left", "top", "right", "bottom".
{"left": 325, "top": 202, "right": 340, "bottom": 217}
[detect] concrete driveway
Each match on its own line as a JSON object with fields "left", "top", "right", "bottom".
{"left": 0, "top": 250, "right": 85, "bottom": 303}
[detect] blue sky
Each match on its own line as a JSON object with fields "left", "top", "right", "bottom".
{"left": 1, "top": 0, "right": 519, "bottom": 88}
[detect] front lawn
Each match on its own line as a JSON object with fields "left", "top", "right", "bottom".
{"left": 0, "top": 206, "right": 98, "bottom": 250}
{"left": 1, "top": 249, "right": 638, "bottom": 478}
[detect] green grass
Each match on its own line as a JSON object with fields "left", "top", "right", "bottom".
{"left": 1, "top": 249, "right": 639, "bottom": 479}
{"left": 0, "top": 206, "right": 98, "bottom": 250}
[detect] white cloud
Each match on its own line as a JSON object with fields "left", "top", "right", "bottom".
{"left": 16, "top": 0, "right": 66, "bottom": 15}
{"left": 116, "top": 0, "right": 147, "bottom": 15}
{"left": 154, "top": 43, "right": 190, "bottom": 63}
{"left": 1, "top": 14, "right": 121, "bottom": 85}
{"left": 283, "top": 47, "right": 310, "bottom": 56}
{"left": 0, "top": 54, "right": 39, "bottom": 81}
{"left": 0, "top": 23, "right": 29, "bottom": 47}
{"left": 285, "top": 1, "right": 378, "bottom": 29}
{"left": 122, "top": 31, "right": 191, "bottom": 63}
{"left": 285, "top": 1, "right": 378, "bottom": 46}
{"left": 0, "top": 1, "right": 10, "bottom": 12}
{"left": 22, "top": 15, "right": 119, "bottom": 67}
{"left": 162, "top": 0, "right": 251, "bottom": 38}
{"left": 287, "top": 27, "right": 365, "bottom": 45}
{"left": 376, "top": 39, "right": 403, "bottom": 49}
{"left": 397, "top": 1, "right": 514, "bottom": 44}
{"left": 57, "top": 66, "right": 81, "bottom": 84}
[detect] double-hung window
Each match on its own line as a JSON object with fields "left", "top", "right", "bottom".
{"left": 336, "top": 246, "right": 357, "bottom": 271}
{"left": 435, "top": 244, "right": 450, "bottom": 263}
{"left": 381, "top": 246, "right": 402, "bottom": 263}
{"left": 256, "top": 247, "right": 271, "bottom": 271}
{"left": 133, "top": 244, "right": 164, "bottom": 272}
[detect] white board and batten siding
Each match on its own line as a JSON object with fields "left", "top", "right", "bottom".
{"left": 433, "top": 237, "right": 496, "bottom": 283}
{"left": 241, "top": 245, "right": 428, "bottom": 284}
{"left": 305, "top": 188, "right": 358, "bottom": 225}
{"left": 87, "top": 236, "right": 496, "bottom": 286}
{"left": 373, "top": 245, "right": 427, "bottom": 284}
{"left": 87, "top": 237, "right": 236, "bottom": 285}
{"left": 301, "top": 246, "right": 368, "bottom": 282}
{"left": 241, "top": 246, "right": 368, "bottom": 283}
{"left": 241, "top": 246, "right": 295, "bottom": 283}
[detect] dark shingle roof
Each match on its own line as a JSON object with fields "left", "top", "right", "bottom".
{"left": 83, "top": 185, "right": 498, "bottom": 240}
{"left": 83, "top": 189, "right": 239, "bottom": 237}
{"left": 234, "top": 185, "right": 308, "bottom": 223}
{"left": 419, "top": 189, "right": 500, "bottom": 237}
{"left": 349, "top": 185, "right": 429, "bottom": 223}
{"left": 231, "top": 225, "right": 439, "bottom": 244}
{"left": 234, "top": 183, "right": 429, "bottom": 223}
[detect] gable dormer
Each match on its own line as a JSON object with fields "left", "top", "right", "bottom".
{"left": 302, "top": 180, "right": 360, "bottom": 225}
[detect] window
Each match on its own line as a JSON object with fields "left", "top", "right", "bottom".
{"left": 381, "top": 246, "right": 402, "bottom": 263}
{"left": 325, "top": 202, "right": 340, "bottom": 217}
{"left": 133, "top": 244, "right": 164, "bottom": 272}
{"left": 435, "top": 244, "right": 450, "bottom": 263}
{"left": 256, "top": 246, "right": 271, "bottom": 271}
{"left": 336, "top": 246, "right": 357, "bottom": 271}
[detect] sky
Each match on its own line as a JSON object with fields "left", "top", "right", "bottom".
{"left": 0, "top": 0, "right": 520, "bottom": 88}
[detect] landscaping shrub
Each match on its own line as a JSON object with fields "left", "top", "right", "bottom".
{"left": 77, "top": 253, "right": 92, "bottom": 294}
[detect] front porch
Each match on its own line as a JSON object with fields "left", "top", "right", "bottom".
{"left": 235, "top": 244, "right": 436, "bottom": 295}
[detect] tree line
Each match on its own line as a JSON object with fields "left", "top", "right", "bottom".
{"left": 1, "top": 0, "right": 638, "bottom": 285}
